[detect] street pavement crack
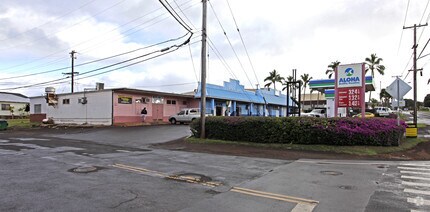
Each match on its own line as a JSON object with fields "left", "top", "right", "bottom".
{"left": 110, "top": 190, "right": 139, "bottom": 209}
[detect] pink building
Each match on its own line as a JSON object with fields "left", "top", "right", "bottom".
{"left": 30, "top": 87, "right": 199, "bottom": 126}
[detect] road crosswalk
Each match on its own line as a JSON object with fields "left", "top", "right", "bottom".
{"left": 398, "top": 163, "right": 430, "bottom": 211}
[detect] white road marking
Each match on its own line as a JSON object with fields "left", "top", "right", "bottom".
{"left": 398, "top": 167, "right": 430, "bottom": 172}
{"left": 404, "top": 189, "right": 430, "bottom": 196}
{"left": 402, "top": 176, "right": 430, "bottom": 181}
{"left": 401, "top": 171, "right": 430, "bottom": 176}
{"left": 411, "top": 210, "right": 427, "bottom": 212}
{"left": 0, "top": 139, "right": 9, "bottom": 143}
{"left": 291, "top": 203, "right": 317, "bottom": 212}
{"left": 401, "top": 164, "right": 430, "bottom": 168}
{"left": 402, "top": 181, "right": 430, "bottom": 187}
{"left": 407, "top": 197, "right": 430, "bottom": 206}
{"left": 11, "top": 138, "right": 50, "bottom": 141}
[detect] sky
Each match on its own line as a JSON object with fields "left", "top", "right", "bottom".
{"left": 0, "top": 0, "right": 430, "bottom": 102}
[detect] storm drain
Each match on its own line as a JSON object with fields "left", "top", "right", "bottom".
{"left": 320, "top": 170, "right": 343, "bottom": 176}
{"left": 68, "top": 166, "right": 103, "bottom": 173}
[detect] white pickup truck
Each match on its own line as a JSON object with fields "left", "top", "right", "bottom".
{"left": 169, "top": 108, "right": 205, "bottom": 124}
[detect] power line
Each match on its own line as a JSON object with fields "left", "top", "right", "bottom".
{"left": 0, "top": 0, "right": 127, "bottom": 51}
{"left": 0, "top": 0, "right": 199, "bottom": 76}
{"left": 208, "top": 1, "right": 254, "bottom": 89}
{"left": 159, "top": 0, "right": 193, "bottom": 33}
{"left": 0, "top": 34, "right": 193, "bottom": 91}
{"left": 225, "top": 0, "right": 260, "bottom": 87}
{"left": 0, "top": 33, "right": 191, "bottom": 81}
{"left": 397, "top": 0, "right": 410, "bottom": 54}
{"left": 0, "top": 0, "right": 98, "bottom": 43}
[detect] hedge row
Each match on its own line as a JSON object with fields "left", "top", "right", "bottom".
{"left": 190, "top": 116, "right": 407, "bottom": 146}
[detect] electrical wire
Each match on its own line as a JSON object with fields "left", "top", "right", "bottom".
{"left": 0, "top": 0, "right": 198, "bottom": 76}
{"left": 225, "top": 0, "right": 260, "bottom": 87}
{"left": 0, "top": 0, "right": 98, "bottom": 43}
{"left": 208, "top": 1, "right": 254, "bottom": 89}
{"left": 0, "top": 33, "right": 191, "bottom": 81}
{"left": 159, "top": 0, "right": 192, "bottom": 33}
{"left": 397, "top": 0, "right": 410, "bottom": 55}
{"left": 0, "top": 0, "right": 127, "bottom": 51}
{"left": 0, "top": 34, "right": 193, "bottom": 91}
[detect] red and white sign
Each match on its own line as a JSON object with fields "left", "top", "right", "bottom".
{"left": 337, "top": 87, "right": 361, "bottom": 108}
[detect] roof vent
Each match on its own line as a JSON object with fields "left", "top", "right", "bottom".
{"left": 96, "top": 83, "right": 104, "bottom": 90}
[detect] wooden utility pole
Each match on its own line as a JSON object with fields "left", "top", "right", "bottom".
{"left": 200, "top": 0, "right": 207, "bottom": 139}
{"left": 403, "top": 23, "right": 427, "bottom": 125}
{"left": 63, "top": 50, "right": 79, "bottom": 93}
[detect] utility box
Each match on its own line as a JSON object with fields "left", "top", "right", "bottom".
{"left": 0, "top": 119, "right": 8, "bottom": 130}
{"left": 406, "top": 124, "right": 417, "bottom": 138}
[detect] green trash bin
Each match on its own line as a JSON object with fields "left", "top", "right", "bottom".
{"left": 0, "top": 119, "right": 8, "bottom": 130}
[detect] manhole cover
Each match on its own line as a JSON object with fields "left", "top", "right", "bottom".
{"left": 320, "top": 171, "right": 343, "bottom": 176}
{"left": 68, "top": 166, "right": 102, "bottom": 173}
{"left": 176, "top": 173, "right": 212, "bottom": 182}
{"left": 338, "top": 185, "right": 357, "bottom": 190}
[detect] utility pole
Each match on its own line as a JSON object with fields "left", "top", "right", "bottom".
{"left": 403, "top": 23, "right": 427, "bottom": 126}
{"left": 63, "top": 50, "right": 79, "bottom": 93}
{"left": 200, "top": 0, "right": 207, "bottom": 139}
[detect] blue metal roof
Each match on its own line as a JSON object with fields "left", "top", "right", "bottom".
{"left": 195, "top": 79, "right": 296, "bottom": 106}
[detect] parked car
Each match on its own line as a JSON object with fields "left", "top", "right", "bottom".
{"left": 353, "top": 112, "right": 375, "bottom": 118}
{"left": 301, "top": 108, "right": 326, "bottom": 118}
{"left": 169, "top": 108, "right": 210, "bottom": 124}
{"left": 374, "top": 107, "right": 390, "bottom": 117}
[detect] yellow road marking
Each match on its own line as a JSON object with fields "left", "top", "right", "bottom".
{"left": 232, "top": 187, "right": 319, "bottom": 204}
{"left": 112, "top": 163, "right": 220, "bottom": 188}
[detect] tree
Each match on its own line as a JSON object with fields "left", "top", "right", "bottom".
{"left": 326, "top": 61, "right": 340, "bottom": 79}
{"left": 370, "top": 98, "right": 378, "bottom": 108}
{"left": 9, "top": 106, "right": 14, "bottom": 119}
{"left": 282, "top": 76, "right": 295, "bottom": 94}
{"left": 264, "top": 69, "right": 284, "bottom": 91}
{"left": 301, "top": 73, "right": 313, "bottom": 109}
{"left": 379, "top": 89, "right": 391, "bottom": 107}
{"left": 424, "top": 94, "right": 430, "bottom": 107}
{"left": 365, "top": 54, "right": 385, "bottom": 101}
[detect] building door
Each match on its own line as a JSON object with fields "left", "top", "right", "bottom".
{"left": 216, "top": 106, "right": 222, "bottom": 116}
{"left": 152, "top": 104, "right": 164, "bottom": 121}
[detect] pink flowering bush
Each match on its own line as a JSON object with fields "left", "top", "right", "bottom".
{"left": 190, "top": 116, "right": 406, "bottom": 146}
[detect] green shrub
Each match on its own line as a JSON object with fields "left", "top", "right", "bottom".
{"left": 190, "top": 117, "right": 406, "bottom": 146}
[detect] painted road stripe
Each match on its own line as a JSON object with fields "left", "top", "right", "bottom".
{"left": 402, "top": 175, "right": 430, "bottom": 181}
{"left": 231, "top": 187, "right": 319, "bottom": 204}
{"left": 404, "top": 189, "right": 430, "bottom": 196}
{"left": 407, "top": 197, "right": 430, "bottom": 206}
{"left": 411, "top": 210, "right": 427, "bottom": 212}
{"left": 402, "top": 181, "right": 430, "bottom": 187}
{"left": 398, "top": 167, "right": 430, "bottom": 172}
{"left": 231, "top": 187, "right": 318, "bottom": 212}
{"left": 401, "top": 164, "right": 430, "bottom": 167}
{"left": 112, "top": 163, "right": 220, "bottom": 187}
{"left": 401, "top": 171, "right": 430, "bottom": 176}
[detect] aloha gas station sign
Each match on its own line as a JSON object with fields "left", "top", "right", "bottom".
{"left": 335, "top": 63, "right": 366, "bottom": 117}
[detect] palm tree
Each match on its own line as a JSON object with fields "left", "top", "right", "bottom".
{"left": 300, "top": 73, "right": 313, "bottom": 109}
{"left": 380, "top": 89, "right": 391, "bottom": 107}
{"left": 282, "top": 76, "right": 295, "bottom": 94}
{"left": 365, "top": 54, "right": 385, "bottom": 101}
{"left": 326, "top": 61, "right": 340, "bottom": 79}
{"left": 264, "top": 69, "right": 284, "bottom": 91}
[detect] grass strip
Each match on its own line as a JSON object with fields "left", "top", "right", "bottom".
{"left": 186, "top": 137, "right": 427, "bottom": 156}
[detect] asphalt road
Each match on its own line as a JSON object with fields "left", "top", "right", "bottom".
{"left": 1, "top": 125, "right": 429, "bottom": 212}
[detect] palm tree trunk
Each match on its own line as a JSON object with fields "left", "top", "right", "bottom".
{"left": 303, "top": 88, "right": 306, "bottom": 111}
{"left": 368, "top": 91, "right": 372, "bottom": 102}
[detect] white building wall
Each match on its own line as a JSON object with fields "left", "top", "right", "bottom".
{"left": 31, "top": 90, "right": 113, "bottom": 125}
{"left": 30, "top": 97, "right": 47, "bottom": 114}
{"left": 0, "top": 102, "right": 28, "bottom": 117}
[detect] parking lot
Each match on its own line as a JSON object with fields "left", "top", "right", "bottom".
{"left": 0, "top": 125, "right": 428, "bottom": 211}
